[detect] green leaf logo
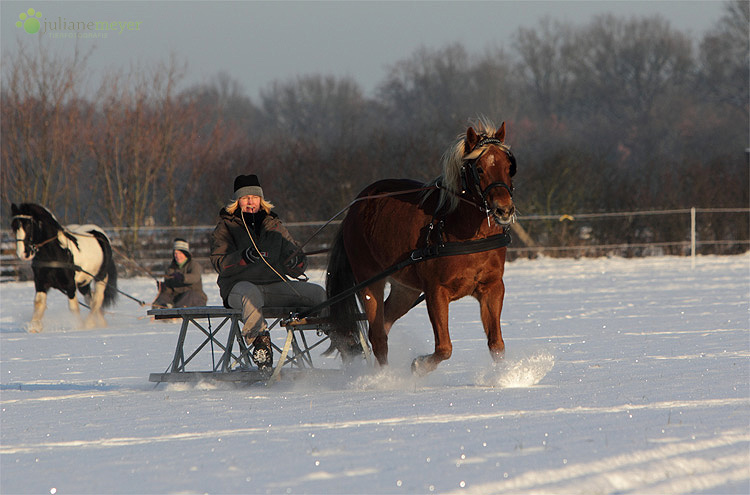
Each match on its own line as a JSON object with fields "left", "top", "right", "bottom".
{"left": 16, "top": 8, "right": 42, "bottom": 34}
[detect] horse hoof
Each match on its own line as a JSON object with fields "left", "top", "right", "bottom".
{"left": 411, "top": 356, "right": 432, "bottom": 377}
{"left": 27, "top": 321, "right": 43, "bottom": 333}
{"left": 491, "top": 350, "right": 505, "bottom": 363}
{"left": 84, "top": 315, "right": 107, "bottom": 329}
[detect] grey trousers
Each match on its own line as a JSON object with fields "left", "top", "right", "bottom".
{"left": 227, "top": 280, "right": 327, "bottom": 343}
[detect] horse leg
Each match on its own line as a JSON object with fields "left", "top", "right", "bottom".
{"left": 383, "top": 282, "right": 422, "bottom": 334}
{"left": 68, "top": 295, "right": 84, "bottom": 328}
{"left": 361, "top": 280, "right": 387, "bottom": 366}
{"left": 412, "top": 288, "right": 452, "bottom": 376}
{"left": 29, "top": 291, "right": 47, "bottom": 333}
{"left": 84, "top": 278, "right": 108, "bottom": 329}
{"left": 477, "top": 282, "right": 506, "bottom": 362}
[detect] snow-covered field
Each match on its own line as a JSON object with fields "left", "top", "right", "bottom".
{"left": 1, "top": 254, "right": 748, "bottom": 495}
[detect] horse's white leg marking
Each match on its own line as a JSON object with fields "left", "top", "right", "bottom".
{"left": 68, "top": 296, "right": 84, "bottom": 328}
{"left": 29, "top": 292, "right": 47, "bottom": 333}
{"left": 85, "top": 277, "right": 108, "bottom": 328}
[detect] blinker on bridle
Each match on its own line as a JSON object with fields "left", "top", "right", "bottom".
{"left": 12, "top": 214, "right": 35, "bottom": 253}
{"left": 458, "top": 136, "right": 516, "bottom": 227}
{"left": 11, "top": 214, "right": 57, "bottom": 255}
{"left": 461, "top": 138, "right": 515, "bottom": 201}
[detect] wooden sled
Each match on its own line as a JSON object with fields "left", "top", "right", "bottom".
{"left": 147, "top": 306, "right": 370, "bottom": 385}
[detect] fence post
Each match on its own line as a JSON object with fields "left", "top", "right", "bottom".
{"left": 690, "top": 207, "right": 696, "bottom": 269}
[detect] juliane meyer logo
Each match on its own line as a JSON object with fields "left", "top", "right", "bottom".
{"left": 15, "top": 7, "right": 142, "bottom": 38}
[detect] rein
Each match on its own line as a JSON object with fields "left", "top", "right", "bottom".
{"left": 290, "top": 137, "right": 516, "bottom": 320}
{"left": 285, "top": 179, "right": 507, "bottom": 264}
{"left": 283, "top": 186, "right": 440, "bottom": 265}
{"left": 27, "top": 234, "right": 59, "bottom": 252}
{"left": 240, "top": 211, "right": 304, "bottom": 296}
{"left": 13, "top": 209, "right": 147, "bottom": 307}
{"left": 297, "top": 230, "right": 511, "bottom": 319}
{"left": 29, "top": 260, "right": 148, "bottom": 306}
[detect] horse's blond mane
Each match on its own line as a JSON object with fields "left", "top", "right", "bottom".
{"left": 424, "top": 117, "right": 501, "bottom": 214}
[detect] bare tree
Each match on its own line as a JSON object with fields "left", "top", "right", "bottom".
{"left": 377, "top": 43, "right": 478, "bottom": 142}
{"left": 88, "top": 57, "right": 219, "bottom": 252}
{"left": 698, "top": 0, "right": 749, "bottom": 112}
{"left": 513, "top": 17, "right": 575, "bottom": 118}
{"left": 255, "top": 75, "right": 375, "bottom": 219}
{"left": 1, "top": 40, "right": 93, "bottom": 221}
{"left": 259, "top": 74, "right": 368, "bottom": 146}
{"left": 567, "top": 15, "right": 693, "bottom": 128}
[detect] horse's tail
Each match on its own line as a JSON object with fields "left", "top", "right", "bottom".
{"left": 94, "top": 231, "right": 118, "bottom": 308}
{"left": 324, "top": 223, "right": 366, "bottom": 359}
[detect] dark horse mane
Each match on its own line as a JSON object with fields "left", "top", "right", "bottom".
{"left": 13, "top": 202, "right": 60, "bottom": 228}
{"left": 13, "top": 203, "right": 80, "bottom": 249}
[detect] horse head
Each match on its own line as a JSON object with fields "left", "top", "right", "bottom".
{"left": 11, "top": 203, "right": 36, "bottom": 260}
{"left": 10, "top": 203, "right": 62, "bottom": 260}
{"left": 462, "top": 122, "right": 516, "bottom": 227}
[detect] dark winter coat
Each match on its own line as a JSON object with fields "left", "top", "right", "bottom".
{"left": 163, "top": 258, "right": 204, "bottom": 294}
{"left": 210, "top": 208, "right": 300, "bottom": 305}
{"left": 153, "top": 257, "right": 208, "bottom": 308}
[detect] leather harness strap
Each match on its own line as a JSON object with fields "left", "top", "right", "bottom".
{"left": 297, "top": 231, "right": 511, "bottom": 319}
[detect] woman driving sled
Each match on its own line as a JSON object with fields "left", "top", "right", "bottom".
{"left": 210, "top": 174, "right": 326, "bottom": 370}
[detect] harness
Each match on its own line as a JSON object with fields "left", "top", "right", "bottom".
{"left": 298, "top": 229, "right": 511, "bottom": 319}
{"left": 301, "top": 136, "right": 514, "bottom": 317}
{"left": 12, "top": 214, "right": 59, "bottom": 256}
{"left": 291, "top": 136, "right": 518, "bottom": 320}
{"left": 12, "top": 214, "right": 146, "bottom": 306}
{"left": 26, "top": 259, "right": 148, "bottom": 306}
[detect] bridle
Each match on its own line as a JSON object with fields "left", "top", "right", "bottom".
{"left": 460, "top": 137, "right": 516, "bottom": 217}
{"left": 12, "top": 214, "right": 57, "bottom": 257}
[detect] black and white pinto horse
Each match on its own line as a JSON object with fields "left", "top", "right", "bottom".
{"left": 10, "top": 203, "right": 118, "bottom": 332}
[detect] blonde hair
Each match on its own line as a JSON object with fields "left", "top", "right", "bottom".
{"left": 225, "top": 197, "right": 275, "bottom": 215}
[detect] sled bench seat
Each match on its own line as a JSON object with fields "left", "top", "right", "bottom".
{"left": 147, "top": 305, "right": 369, "bottom": 384}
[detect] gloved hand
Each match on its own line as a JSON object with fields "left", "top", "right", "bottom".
{"left": 242, "top": 246, "right": 260, "bottom": 264}
{"left": 163, "top": 272, "right": 184, "bottom": 288}
{"left": 285, "top": 254, "right": 307, "bottom": 278}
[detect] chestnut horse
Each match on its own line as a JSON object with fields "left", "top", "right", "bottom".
{"left": 326, "top": 119, "right": 516, "bottom": 375}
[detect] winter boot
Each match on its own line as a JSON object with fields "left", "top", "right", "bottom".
{"left": 252, "top": 331, "right": 273, "bottom": 371}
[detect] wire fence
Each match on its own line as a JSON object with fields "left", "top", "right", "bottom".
{"left": 2, "top": 207, "right": 748, "bottom": 281}
{"left": 505, "top": 207, "right": 749, "bottom": 259}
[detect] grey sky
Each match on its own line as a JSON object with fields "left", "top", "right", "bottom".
{"left": 1, "top": 1, "right": 726, "bottom": 100}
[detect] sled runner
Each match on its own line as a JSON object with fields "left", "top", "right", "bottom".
{"left": 148, "top": 305, "right": 370, "bottom": 384}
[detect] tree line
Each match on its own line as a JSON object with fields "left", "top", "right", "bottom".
{"left": 2, "top": 1, "right": 747, "bottom": 255}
